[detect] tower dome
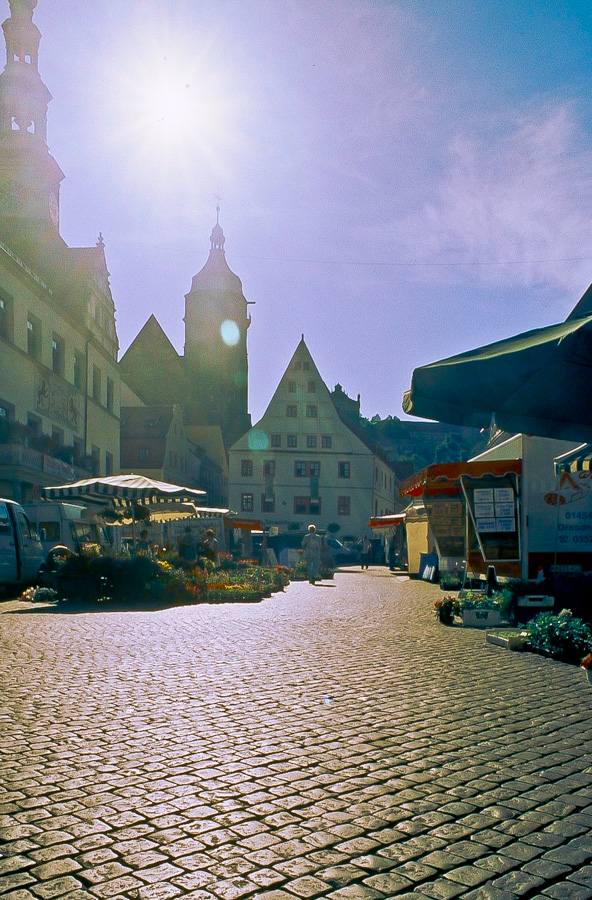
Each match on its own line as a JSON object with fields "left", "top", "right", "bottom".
{"left": 189, "top": 208, "right": 242, "bottom": 293}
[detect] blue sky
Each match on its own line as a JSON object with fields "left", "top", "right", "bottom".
{"left": 25, "top": 0, "right": 592, "bottom": 423}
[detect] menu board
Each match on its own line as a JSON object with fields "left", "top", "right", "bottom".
{"left": 462, "top": 474, "right": 520, "bottom": 561}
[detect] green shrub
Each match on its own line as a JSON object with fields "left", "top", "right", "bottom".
{"left": 526, "top": 611, "right": 592, "bottom": 664}
{"left": 439, "top": 573, "right": 462, "bottom": 591}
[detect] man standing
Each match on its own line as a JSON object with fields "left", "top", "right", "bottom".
{"left": 361, "top": 535, "right": 372, "bottom": 570}
{"left": 301, "top": 524, "right": 322, "bottom": 584}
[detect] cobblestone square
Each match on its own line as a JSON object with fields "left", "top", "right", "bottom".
{"left": 1, "top": 570, "right": 591, "bottom": 899}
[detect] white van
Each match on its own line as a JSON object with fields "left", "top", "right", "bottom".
{"left": 0, "top": 499, "right": 45, "bottom": 590}
{"left": 24, "top": 502, "right": 111, "bottom": 557}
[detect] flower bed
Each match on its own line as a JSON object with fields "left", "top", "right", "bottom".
{"left": 27, "top": 553, "right": 292, "bottom": 608}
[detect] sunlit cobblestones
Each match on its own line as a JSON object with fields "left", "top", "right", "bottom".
{"left": 1, "top": 570, "right": 592, "bottom": 899}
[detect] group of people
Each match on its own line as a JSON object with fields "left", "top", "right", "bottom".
{"left": 136, "top": 526, "right": 220, "bottom": 567}
{"left": 177, "top": 527, "right": 220, "bottom": 567}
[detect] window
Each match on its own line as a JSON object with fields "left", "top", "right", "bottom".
{"left": 92, "top": 365, "right": 101, "bottom": 403}
{"left": 261, "top": 494, "right": 275, "bottom": 513}
{"left": 295, "top": 461, "right": 320, "bottom": 477}
{"left": 27, "top": 414, "right": 41, "bottom": 435}
{"left": 27, "top": 315, "right": 41, "bottom": 359}
{"left": 294, "top": 361, "right": 302, "bottom": 371}
{"left": 288, "top": 379, "right": 296, "bottom": 393}
{"left": 306, "top": 435, "right": 317, "bottom": 448}
{"left": 138, "top": 447, "right": 149, "bottom": 461}
{"left": 338, "top": 461, "right": 351, "bottom": 478}
{"left": 39, "top": 521, "right": 61, "bottom": 542}
{"left": 287, "top": 434, "right": 297, "bottom": 448}
{"left": 51, "top": 427, "right": 63, "bottom": 447}
{"left": 321, "top": 435, "right": 332, "bottom": 449}
{"left": 286, "top": 404, "right": 297, "bottom": 418}
{"left": 294, "top": 496, "right": 321, "bottom": 515}
{"left": 307, "top": 380, "right": 316, "bottom": 393}
{"left": 263, "top": 460, "right": 275, "bottom": 476}
{"left": 105, "top": 451, "right": 113, "bottom": 476}
{"left": 73, "top": 351, "right": 85, "bottom": 390}
{"left": 338, "top": 496, "right": 351, "bottom": 516}
{"left": 303, "top": 361, "right": 310, "bottom": 371}
{"left": 271, "top": 434, "right": 281, "bottom": 448}
{"left": 0, "top": 400, "right": 14, "bottom": 422}
{"left": 91, "top": 445, "right": 100, "bottom": 476}
{"left": 241, "top": 493, "right": 254, "bottom": 512}
{"left": 0, "top": 295, "right": 13, "bottom": 341}
{"left": 241, "top": 459, "right": 253, "bottom": 477}
{"left": 306, "top": 404, "right": 318, "bottom": 418}
{"left": 52, "top": 335, "right": 64, "bottom": 377}
{"left": 73, "top": 437, "right": 83, "bottom": 465}
{"left": 106, "top": 377, "right": 114, "bottom": 413}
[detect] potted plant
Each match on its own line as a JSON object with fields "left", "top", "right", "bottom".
{"left": 581, "top": 652, "right": 592, "bottom": 685}
{"left": 434, "top": 595, "right": 459, "bottom": 626}
{"left": 457, "top": 589, "right": 512, "bottom": 628}
{"left": 526, "top": 609, "right": 592, "bottom": 665}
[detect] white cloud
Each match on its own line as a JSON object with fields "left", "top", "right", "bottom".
{"left": 397, "top": 101, "right": 592, "bottom": 294}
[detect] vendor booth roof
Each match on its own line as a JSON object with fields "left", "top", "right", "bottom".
{"left": 402, "top": 303, "right": 592, "bottom": 443}
{"left": 369, "top": 513, "right": 406, "bottom": 528}
{"left": 95, "top": 503, "right": 230, "bottom": 525}
{"left": 399, "top": 460, "right": 522, "bottom": 498}
{"left": 42, "top": 474, "right": 207, "bottom": 506}
{"left": 224, "top": 517, "right": 265, "bottom": 531}
{"left": 554, "top": 443, "right": 592, "bottom": 474}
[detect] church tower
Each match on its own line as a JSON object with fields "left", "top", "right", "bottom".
{"left": 0, "top": 0, "right": 64, "bottom": 240}
{"left": 184, "top": 211, "right": 251, "bottom": 448}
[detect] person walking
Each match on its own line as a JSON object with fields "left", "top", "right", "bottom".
{"left": 361, "top": 535, "right": 372, "bottom": 569}
{"left": 202, "top": 529, "right": 220, "bottom": 567}
{"left": 301, "top": 524, "right": 322, "bottom": 584}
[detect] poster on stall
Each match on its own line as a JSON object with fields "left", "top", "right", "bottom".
{"left": 462, "top": 474, "right": 520, "bottom": 560}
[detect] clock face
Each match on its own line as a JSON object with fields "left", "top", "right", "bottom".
{"left": 48, "top": 191, "right": 58, "bottom": 226}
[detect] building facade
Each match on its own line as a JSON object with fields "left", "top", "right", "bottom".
{"left": 228, "top": 338, "right": 397, "bottom": 540}
{"left": 0, "top": 0, "right": 120, "bottom": 501}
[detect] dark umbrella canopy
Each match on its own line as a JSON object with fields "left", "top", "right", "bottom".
{"left": 403, "top": 308, "right": 592, "bottom": 444}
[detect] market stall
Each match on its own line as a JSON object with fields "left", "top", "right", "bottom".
{"left": 399, "top": 459, "right": 522, "bottom": 580}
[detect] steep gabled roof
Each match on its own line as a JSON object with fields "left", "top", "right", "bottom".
{"left": 120, "top": 316, "right": 183, "bottom": 406}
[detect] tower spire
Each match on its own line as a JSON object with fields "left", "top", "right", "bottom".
{"left": 0, "top": 0, "right": 64, "bottom": 236}
{"left": 210, "top": 205, "right": 225, "bottom": 251}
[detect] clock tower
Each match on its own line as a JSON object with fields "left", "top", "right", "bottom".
{"left": 0, "top": 0, "right": 64, "bottom": 239}
{"left": 184, "top": 211, "right": 252, "bottom": 448}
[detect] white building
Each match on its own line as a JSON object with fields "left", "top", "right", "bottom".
{"left": 229, "top": 338, "right": 397, "bottom": 540}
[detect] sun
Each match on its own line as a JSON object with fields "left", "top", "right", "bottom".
{"left": 104, "top": 32, "right": 245, "bottom": 184}
{"left": 126, "top": 57, "right": 227, "bottom": 155}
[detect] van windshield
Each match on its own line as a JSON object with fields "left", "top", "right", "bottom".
{"left": 0, "top": 503, "right": 11, "bottom": 535}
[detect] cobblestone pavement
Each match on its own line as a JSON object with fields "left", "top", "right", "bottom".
{"left": 1, "top": 570, "right": 592, "bottom": 900}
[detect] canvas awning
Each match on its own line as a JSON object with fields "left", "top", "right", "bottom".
{"left": 224, "top": 517, "right": 265, "bottom": 531}
{"left": 402, "top": 304, "right": 592, "bottom": 443}
{"left": 42, "top": 474, "right": 207, "bottom": 506}
{"left": 399, "top": 460, "right": 522, "bottom": 498}
{"left": 554, "top": 443, "right": 592, "bottom": 474}
{"left": 369, "top": 513, "right": 406, "bottom": 528}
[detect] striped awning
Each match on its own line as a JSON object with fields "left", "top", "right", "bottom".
{"left": 554, "top": 443, "right": 592, "bottom": 473}
{"left": 42, "top": 474, "right": 207, "bottom": 506}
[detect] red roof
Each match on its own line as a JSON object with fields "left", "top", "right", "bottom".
{"left": 399, "top": 459, "right": 522, "bottom": 498}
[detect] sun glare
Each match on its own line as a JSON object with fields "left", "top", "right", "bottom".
{"left": 128, "top": 58, "right": 225, "bottom": 152}
{"left": 105, "top": 34, "right": 246, "bottom": 187}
